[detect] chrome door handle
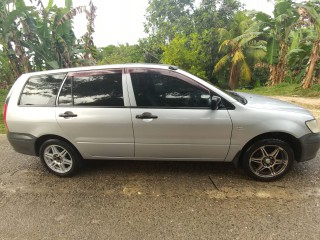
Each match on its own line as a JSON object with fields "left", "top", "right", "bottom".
{"left": 59, "top": 111, "right": 78, "bottom": 118}
{"left": 136, "top": 112, "right": 158, "bottom": 119}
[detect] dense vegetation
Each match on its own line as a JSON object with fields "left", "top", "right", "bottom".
{"left": 97, "top": 0, "right": 320, "bottom": 90}
{"left": 0, "top": 0, "right": 319, "bottom": 90}
{"left": 0, "top": 0, "right": 97, "bottom": 86}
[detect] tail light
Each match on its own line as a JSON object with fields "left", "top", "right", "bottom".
{"left": 3, "top": 98, "right": 9, "bottom": 130}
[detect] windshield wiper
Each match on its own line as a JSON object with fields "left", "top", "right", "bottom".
{"left": 226, "top": 91, "right": 247, "bottom": 105}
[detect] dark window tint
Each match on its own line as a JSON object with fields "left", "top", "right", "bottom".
{"left": 131, "top": 72, "right": 211, "bottom": 108}
{"left": 58, "top": 72, "right": 124, "bottom": 107}
{"left": 20, "top": 74, "right": 66, "bottom": 106}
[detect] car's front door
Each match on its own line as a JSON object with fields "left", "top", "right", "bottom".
{"left": 127, "top": 68, "right": 233, "bottom": 160}
{"left": 56, "top": 69, "right": 134, "bottom": 159}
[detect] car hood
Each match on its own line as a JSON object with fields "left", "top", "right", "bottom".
{"left": 237, "top": 92, "right": 312, "bottom": 115}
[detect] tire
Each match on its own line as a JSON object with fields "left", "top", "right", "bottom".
{"left": 39, "top": 139, "right": 81, "bottom": 177}
{"left": 242, "top": 139, "right": 294, "bottom": 181}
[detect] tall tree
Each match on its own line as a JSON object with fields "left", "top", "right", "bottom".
{"left": 161, "top": 33, "right": 207, "bottom": 79}
{"left": 144, "top": 0, "right": 195, "bottom": 43}
{"left": 193, "top": 0, "right": 243, "bottom": 83}
{"left": 256, "top": 0, "right": 299, "bottom": 85}
{"left": 97, "top": 44, "right": 145, "bottom": 64}
{"left": 298, "top": 1, "right": 320, "bottom": 89}
{"left": 214, "top": 12, "right": 265, "bottom": 89}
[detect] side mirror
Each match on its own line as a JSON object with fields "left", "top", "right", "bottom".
{"left": 211, "top": 96, "right": 221, "bottom": 110}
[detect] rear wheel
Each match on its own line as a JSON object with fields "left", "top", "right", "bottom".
{"left": 39, "top": 139, "right": 81, "bottom": 177}
{"left": 242, "top": 139, "right": 294, "bottom": 181}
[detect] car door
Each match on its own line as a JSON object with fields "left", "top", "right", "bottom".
{"left": 56, "top": 69, "right": 134, "bottom": 159}
{"left": 127, "top": 68, "right": 233, "bottom": 160}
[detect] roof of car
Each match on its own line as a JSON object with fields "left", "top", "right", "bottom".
{"left": 22, "top": 63, "right": 178, "bottom": 77}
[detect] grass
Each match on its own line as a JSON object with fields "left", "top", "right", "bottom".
{"left": 0, "top": 89, "right": 8, "bottom": 134}
{"left": 239, "top": 83, "right": 320, "bottom": 97}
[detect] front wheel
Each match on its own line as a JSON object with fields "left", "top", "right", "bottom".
{"left": 242, "top": 139, "right": 294, "bottom": 181}
{"left": 39, "top": 139, "right": 81, "bottom": 177}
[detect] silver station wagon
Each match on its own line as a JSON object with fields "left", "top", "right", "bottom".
{"left": 4, "top": 64, "right": 320, "bottom": 181}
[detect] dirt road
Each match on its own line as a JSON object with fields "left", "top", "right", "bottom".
{"left": 0, "top": 134, "right": 320, "bottom": 239}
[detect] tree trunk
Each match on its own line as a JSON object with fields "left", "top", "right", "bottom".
{"left": 6, "top": 43, "right": 21, "bottom": 82}
{"left": 302, "top": 39, "right": 320, "bottom": 89}
{"left": 276, "top": 43, "right": 288, "bottom": 84}
{"left": 229, "top": 63, "right": 237, "bottom": 90}
{"left": 12, "top": 30, "right": 31, "bottom": 73}
{"left": 269, "top": 65, "right": 277, "bottom": 85}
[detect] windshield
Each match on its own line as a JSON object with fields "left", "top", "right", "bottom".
{"left": 176, "top": 70, "right": 248, "bottom": 105}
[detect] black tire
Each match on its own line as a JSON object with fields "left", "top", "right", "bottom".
{"left": 39, "top": 139, "right": 81, "bottom": 177}
{"left": 242, "top": 139, "right": 294, "bottom": 181}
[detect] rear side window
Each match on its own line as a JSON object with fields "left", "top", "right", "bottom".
{"left": 58, "top": 71, "right": 124, "bottom": 107}
{"left": 19, "top": 74, "right": 66, "bottom": 106}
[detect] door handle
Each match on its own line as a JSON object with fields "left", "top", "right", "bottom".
{"left": 136, "top": 112, "right": 158, "bottom": 119}
{"left": 59, "top": 111, "right": 78, "bottom": 118}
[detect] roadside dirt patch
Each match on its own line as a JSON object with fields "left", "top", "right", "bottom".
{"left": 272, "top": 96, "right": 320, "bottom": 119}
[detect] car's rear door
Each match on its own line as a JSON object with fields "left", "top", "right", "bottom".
{"left": 127, "top": 68, "right": 233, "bottom": 160}
{"left": 56, "top": 69, "right": 134, "bottom": 159}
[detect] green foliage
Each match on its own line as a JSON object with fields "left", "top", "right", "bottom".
{"left": 267, "top": 37, "right": 280, "bottom": 64}
{"left": 251, "top": 65, "right": 269, "bottom": 87}
{"left": 0, "top": 0, "right": 97, "bottom": 86}
{"left": 97, "top": 44, "right": 145, "bottom": 64}
{"left": 144, "top": 0, "right": 195, "bottom": 41}
{"left": 161, "top": 33, "right": 207, "bottom": 79}
{"left": 214, "top": 12, "right": 264, "bottom": 89}
{"left": 144, "top": 0, "right": 244, "bottom": 84}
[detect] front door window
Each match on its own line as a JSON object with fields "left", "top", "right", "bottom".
{"left": 130, "top": 71, "right": 211, "bottom": 108}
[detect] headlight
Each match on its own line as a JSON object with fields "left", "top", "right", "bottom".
{"left": 306, "top": 119, "right": 320, "bottom": 133}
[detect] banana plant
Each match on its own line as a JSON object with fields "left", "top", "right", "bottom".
{"left": 297, "top": 1, "right": 320, "bottom": 89}
{"left": 255, "top": 0, "right": 299, "bottom": 85}
{"left": 0, "top": 0, "right": 97, "bottom": 86}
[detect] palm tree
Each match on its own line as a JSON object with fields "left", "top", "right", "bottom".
{"left": 214, "top": 13, "right": 265, "bottom": 89}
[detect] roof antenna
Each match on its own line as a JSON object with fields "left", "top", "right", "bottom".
{"left": 169, "top": 66, "right": 178, "bottom": 70}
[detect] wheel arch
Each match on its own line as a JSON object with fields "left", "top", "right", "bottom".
{"left": 238, "top": 132, "right": 301, "bottom": 167}
{"left": 35, "top": 134, "right": 82, "bottom": 158}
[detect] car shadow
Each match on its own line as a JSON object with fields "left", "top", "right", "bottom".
{"left": 78, "top": 159, "right": 243, "bottom": 178}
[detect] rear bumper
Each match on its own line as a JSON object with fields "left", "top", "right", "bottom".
{"left": 298, "top": 133, "right": 320, "bottom": 162}
{"left": 7, "top": 132, "right": 37, "bottom": 156}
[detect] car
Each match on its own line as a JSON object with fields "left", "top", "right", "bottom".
{"left": 3, "top": 64, "right": 320, "bottom": 181}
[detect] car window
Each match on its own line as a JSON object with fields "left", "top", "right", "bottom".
{"left": 58, "top": 71, "right": 124, "bottom": 107}
{"left": 130, "top": 72, "right": 211, "bottom": 108}
{"left": 19, "top": 74, "right": 66, "bottom": 106}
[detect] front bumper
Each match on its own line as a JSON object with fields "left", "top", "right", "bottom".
{"left": 298, "top": 133, "right": 320, "bottom": 162}
{"left": 7, "top": 132, "right": 37, "bottom": 156}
